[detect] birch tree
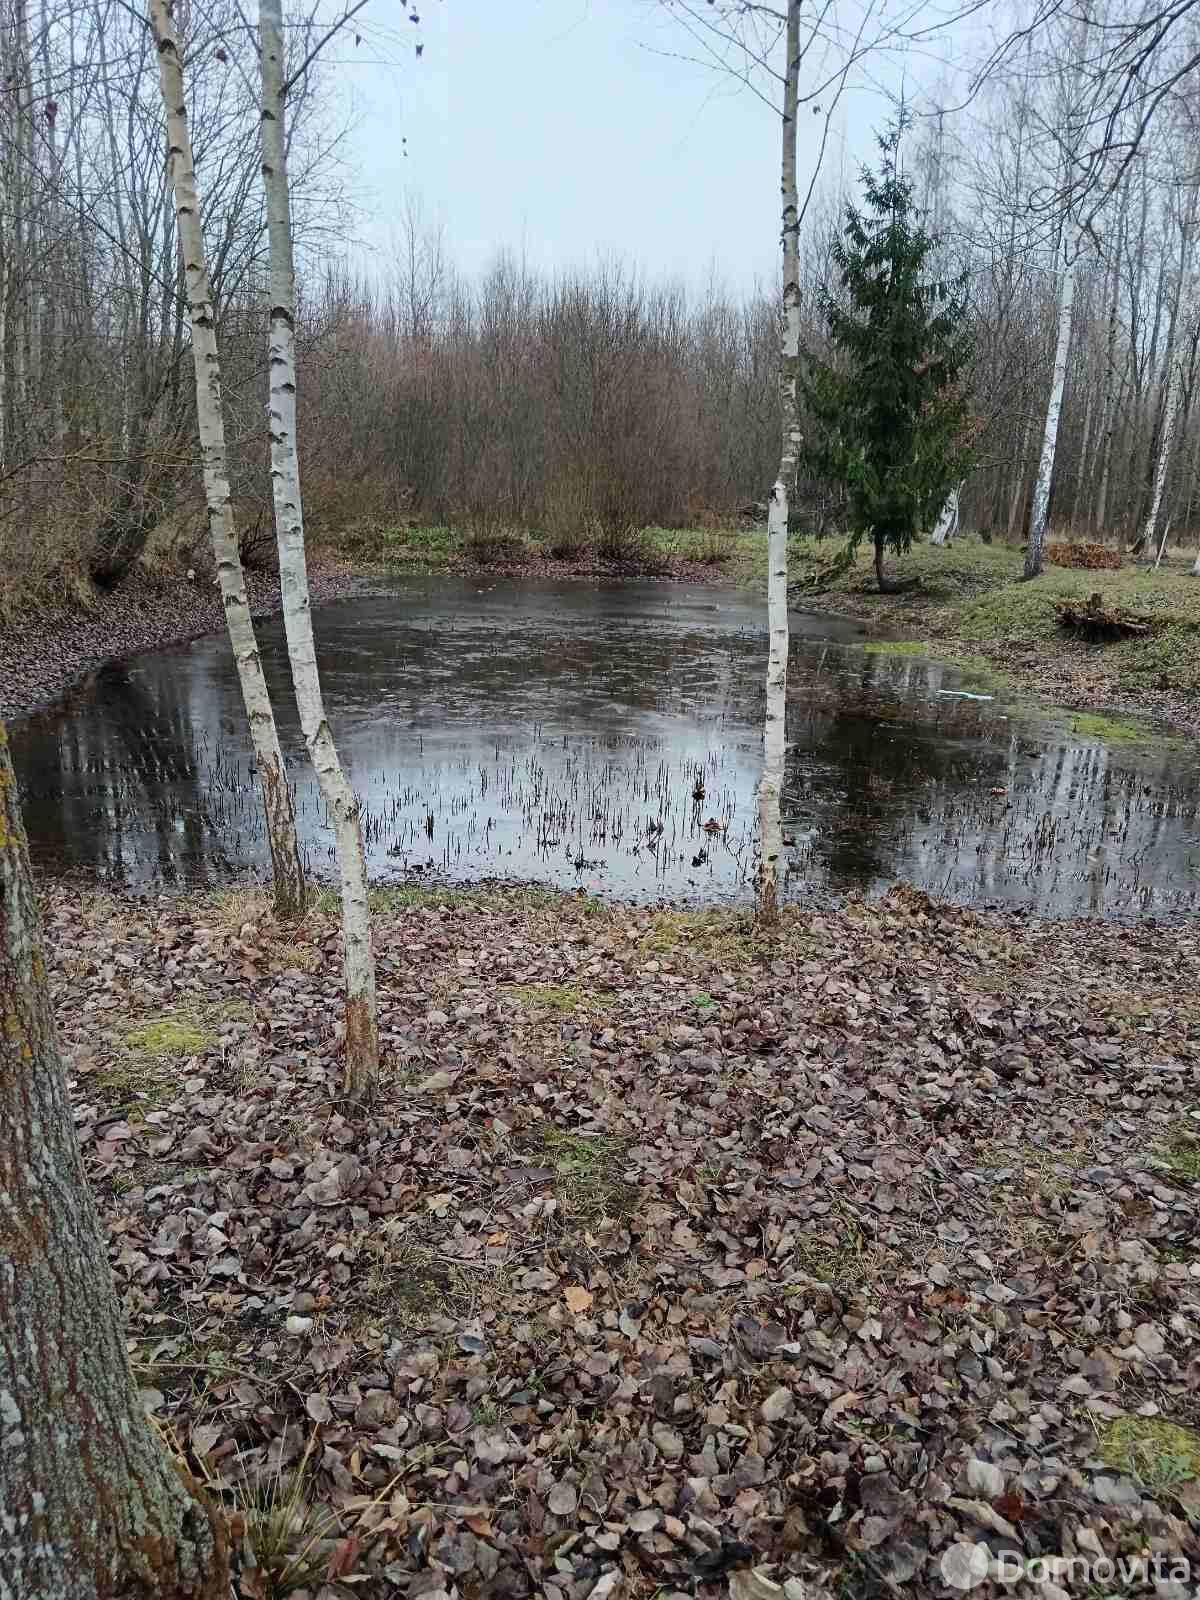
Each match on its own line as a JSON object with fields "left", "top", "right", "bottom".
{"left": 758, "top": 0, "right": 800, "bottom": 928}
{"left": 261, "top": 0, "right": 379, "bottom": 1094}
{"left": 930, "top": 483, "right": 961, "bottom": 544}
{"left": 654, "top": 0, "right": 900, "bottom": 926}
{"left": 0, "top": 721, "right": 228, "bottom": 1599}
{"left": 1141, "top": 189, "right": 1196, "bottom": 561}
{"left": 149, "top": 0, "right": 306, "bottom": 920}
{"left": 1025, "top": 229, "right": 1078, "bottom": 576}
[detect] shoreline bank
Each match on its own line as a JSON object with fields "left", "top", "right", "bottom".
{"left": 0, "top": 559, "right": 363, "bottom": 721}
{"left": 0, "top": 548, "right": 732, "bottom": 722}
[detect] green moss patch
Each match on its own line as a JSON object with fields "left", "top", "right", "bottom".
{"left": 506, "top": 981, "right": 599, "bottom": 1016}
{"left": 1156, "top": 1124, "right": 1200, "bottom": 1184}
{"left": 1098, "top": 1416, "right": 1200, "bottom": 1496}
{"left": 1063, "top": 709, "right": 1180, "bottom": 746}
{"left": 123, "top": 1014, "right": 215, "bottom": 1058}
{"left": 862, "top": 639, "right": 930, "bottom": 657}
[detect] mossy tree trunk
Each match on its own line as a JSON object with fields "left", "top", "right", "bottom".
{"left": 0, "top": 720, "right": 228, "bottom": 1599}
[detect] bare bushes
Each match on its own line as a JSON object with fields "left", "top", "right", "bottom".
{"left": 459, "top": 507, "right": 529, "bottom": 564}
{"left": 593, "top": 522, "right": 654, "bottom": 563}
{"left": 540, "top": 473, "right": 596, "bottom": 558}
{"left": 294, "top": 260, "right": 781, "bottom": 543}
{"left": 690, "top": 526, "right": 739, "bottom": 564}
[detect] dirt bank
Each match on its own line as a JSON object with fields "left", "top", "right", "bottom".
{"left": 0, "top": 560, "right": 362, "bottom": 721}
{"left": 50, "top": 876, "right": 1200, "bottom": 1598}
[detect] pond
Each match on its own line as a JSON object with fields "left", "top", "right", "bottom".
{"left": 10, "top": 576, "right": 1200, "bottom": 917}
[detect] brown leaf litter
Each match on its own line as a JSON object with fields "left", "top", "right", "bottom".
{"left": 45, "top": 878, "right": 1200, "bottom": 1598}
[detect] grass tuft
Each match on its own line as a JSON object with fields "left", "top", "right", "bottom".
{"left": 124, "top": 1015, "right": 215, "bottom": 1058}
{"left": 642, "top": 908, "right": 757, "bottom": 966}
{"left": 505, "top": 981, "right": 598, "bottom": 1016}
{"left": 520, "top": 1124, "right": 633, "bottom": 1222}
{"left": 1097, "top": 1416, "right": 1200, "bottom": 1498}
{"left": 89, "top": 1056, "right": 176, "bottom": 1116}
{"left": 222, "top": 1435, "right": 343, "bottom": 1599}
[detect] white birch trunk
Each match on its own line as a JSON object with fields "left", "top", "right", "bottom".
{"left": 149, "top": 0, "right": 306, "bottom": 920}
{"left": 929, "top": 485, "right": 960, "bottom": 545}
{"left": 1153, "top": 517, "right": 1171, "bottom": 570}
{"left": 260, "top": 0, "right": 379, "bottom": 1096}
{"left": 1142, "top": 353, "right": 1184, "bottom": 563}
{"left": 1025, "top": 239, "right": 1077, "bottom": 577}
{"left": 757, "top": 0, "right": 800, "bottom": 929}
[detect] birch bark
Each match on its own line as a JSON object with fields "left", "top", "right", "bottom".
{"left": 1025, "top": 235, "right": 1077, "bottom": 577}
{"left": 1143, "top": 355, "right": 1185, "bottom": 563}
{"left": 1142, "top": 194, "right": 1195, "bottom": 563}
{"left": 0, "top": 721, "right": 227, "bottom": 1600}
{"left": 260, "top": 0, "right": 379, "bottom": 1095}
{"left": 756, "top": 0, "right": 800, "bottom": 929}
{"left": 149, "top": 0, "right": 305, "bottom": 921}
{"left": 930, "top": 485, "right": 960, "bottom": 545}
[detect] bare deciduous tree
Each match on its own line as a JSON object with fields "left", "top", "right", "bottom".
{"left": 758, "top": 0, "right": 800, "bottom": 928}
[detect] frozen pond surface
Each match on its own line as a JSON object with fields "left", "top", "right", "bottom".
{"left": 10, "top": 576, "right": 1200, "bottom": 917}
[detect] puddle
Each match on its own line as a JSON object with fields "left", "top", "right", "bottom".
{"left": 9, "top": 577, "right": 1199, "bottom": 916}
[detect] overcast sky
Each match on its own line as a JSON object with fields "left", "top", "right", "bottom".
{"left": 329, "top": 0, "right": 959, "bottom": 291}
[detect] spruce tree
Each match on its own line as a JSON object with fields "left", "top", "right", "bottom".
{"left": 802, "top": 126, "right": 974, "bottom": 591}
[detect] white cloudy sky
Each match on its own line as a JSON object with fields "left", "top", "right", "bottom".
{"left": 326, "top": 0, "right": 985, "bottom": 289}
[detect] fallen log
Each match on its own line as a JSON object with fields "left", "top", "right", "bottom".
{"left": 1055, "top": 592, "right": 1155, "bottom": 639}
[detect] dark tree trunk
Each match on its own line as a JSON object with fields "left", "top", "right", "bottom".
{"left": 873, "top": 533, "right": 921, "bottom": 594}
{"left": 0, "top": 720, "right": 228, "bottom": 1600}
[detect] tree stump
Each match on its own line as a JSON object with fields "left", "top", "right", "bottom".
{"left": 1054, "top": 593, "right": 1154, "bottom": 639}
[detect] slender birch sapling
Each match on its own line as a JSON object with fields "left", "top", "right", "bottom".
{"left": 1025, "top": 235, "right": 1077, "bottom": 577}
{"left": 259, "top": 0, "right": 379, "bottom": 1096}
{"left": 757, "top": 0, "right": 801, "bottom": 930}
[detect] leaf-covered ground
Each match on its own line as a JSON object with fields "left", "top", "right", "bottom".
{"left": 49, "top": 879, "right": 1200, "bottom": 1599}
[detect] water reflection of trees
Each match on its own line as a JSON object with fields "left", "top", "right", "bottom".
{"left": 7, "top": 589, "right": 1199, "bottom": 917}
{"left": 11, "top": 662, "right": 255, "bottom": 887}
{"left": 783, "top": 648, "right": 1200, "bottom": 915}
